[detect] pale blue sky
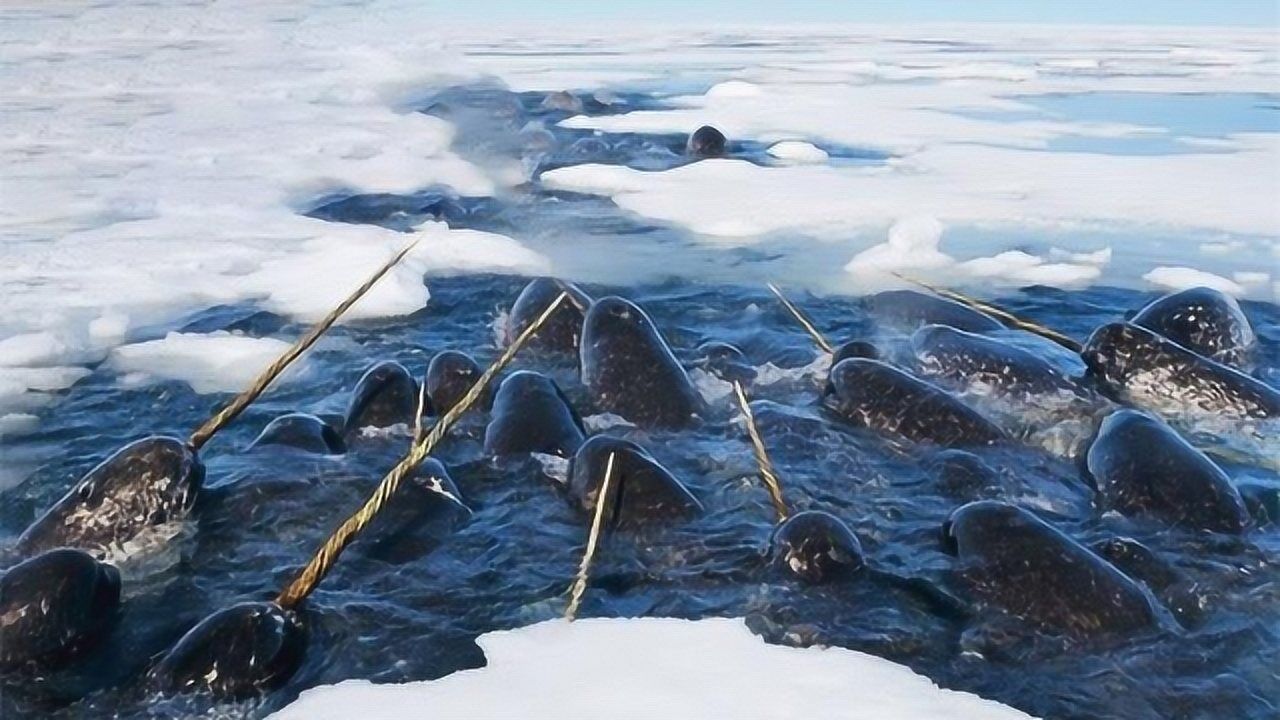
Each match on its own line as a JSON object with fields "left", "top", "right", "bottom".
{"left": 434, "top": 1, "right": 1279, "bottom": 27}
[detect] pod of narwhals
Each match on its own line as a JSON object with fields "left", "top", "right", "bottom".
{"left": 2, "top": 277, "right": 1276, "bottom": 703}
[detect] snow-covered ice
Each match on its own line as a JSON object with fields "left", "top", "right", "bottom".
{"left": 0, "top": 2, "right": 556, "bottom": 420}
{"left": 1143, "top": 266, "right": 1246, "bottom": 296}
{"left": 107, "top": 331, "right": 299, "bottom": 395}
{"left": 270, "top": 617, "right": 1036, "bottom": 720}
{"left": 767, "top": 140, "right": 831, "bottom": 164}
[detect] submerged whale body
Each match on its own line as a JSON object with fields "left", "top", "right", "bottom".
{"left": 567, "top": 435, "right": 702, "bottom": 526}
{"left": 580, "top": 296, "right": 704, "bottom": 428}
{"left": 0, "top": 549, "right": 121, "bottom": 673}
{"left": 148, "top": 601, "right": 305, "bottom": 698}
{"left": 484, "top": 371, "right": 585, "bottom": 457}
{"left": 426, "top": 350, "right": 485, "bottom": 415}
{"left": 831, "top": 339, "right": 880, "bottom": 366}
{"left": 769, "top": 510, "right": 866, "bottom": 584}
{"left": 343, "top": 360, "right": 422, "bottom": 433}
{"left": 692, "top": 340, "right": 757, "bottom": 384}
{"left": 249, "top": 413, "right": 345, "bottom": 454}
{"left": 358, "top": 458, "right": 469, "bottom": 562}
{"left": 943, "top": 501, "right": 1159, "bottom": 637}
{"left": 1086, "top": 410, "right": 1249, "bottom": 534}
{"left": 864, "top": 290, "right": 1003, "bottom": 333}
{"left": 911, "top": 324, "right": 1089, "bottom": 400}
{"left": 1082, "top": 322, "right": 1280, "bottom": 419}
{"left": 1089, "top": 536, "right": 1206, "bottom": 627}
{"left": 15, "top": 436, "right": 204, "bottom": 559}
{"left": 686, "top": 125, "right": 726, "bottom": 157}
{"left": 927, "top": 449, "right": 1003, "bottom": 500}
{"left": 1131, "top": 286, "right": 1255, "bottom": 367}
{"left": 505, "top": 277, "right": 593, "bottom": 354}
{"left": 824, "top": 359, "right": 1007, "bottom": 447}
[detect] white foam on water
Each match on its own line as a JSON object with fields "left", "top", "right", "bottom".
{"left": 357, "top": 423, "right": 414, "bottom": 440}
{"left": 107, "top": 332, "right": 302, "bottom": 395}
{"left": 582, "top": 413, "right": 636, "bottom": 432}
{"left": 690, "top": 367, "right": 735, "bottom": 405}
{"left": 531, "top": 452, "right": 570, "bottom": 485}
{"left": 270, "top": 617, "right": 1037, "bottom": 720}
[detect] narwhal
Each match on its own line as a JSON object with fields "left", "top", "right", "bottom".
{"left": 3, "top": 242, "right": 420, "bottom": 676}
{"left": 145, "top": 293, "right": 569, "bottom": 698}
{"left": 12, "top": 242, "right": 420, "bottom": 562}
{"left": 731, "top": 383, "right": 966, "bottom": 618}
{"left": 768, "top": 285, "right": 1007, "bottom": 447}
{"left": 895, "top": 277, "right": 1279, "bottom": 421}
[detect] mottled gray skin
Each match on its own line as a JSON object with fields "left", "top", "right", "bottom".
{"left": 1131, "top": 286, "right": 1256, "bottom": 367}
{"left": 926, "top": 449, "right": 1003, "bottom": 500}
{"left": 692, "top": 340, "right": 757, "bottom": 384}
{"left": 1086, "top": 410, "right": 1249, "bottom": 534}
{"left": 943, "top": 501, "right": 1159, "bottom": 637}
{"left": 1082, "top": 322, "right": 1280, "bottom": 419}
{"left": 911, "top": 324, "right": 1090, "bottom": 400}
{"left": 343, "top": 361, "right": 421, "bottom": 433}
{"left": 580, "top": 296, "right": 704, "bottom": 428}
{"left": 484, "top": 371, "right": 585, "bottom": 458}
{"left": 1089, "top": 536, "right": 1205, "bottom": 627}
{"left": 249, "top": 413, "right": 345, "bottom": 455}
{"left": 824, "top": 359, "right": 1007, "bottom": 447}
{"left": 426, "top": 350, "right": 485, "bottom": 415}
{"left": 769, "top": 510, "right": 866, "bottom": 584}
{"left": 0, "top": 549, "right": 120, "bottom": 672}
{"left": 685, "top": 125, "right": 726, "bottom": 157}
{"left": 1089, "top": 537, "right": 1182, "bottom": 591}
{"left": 864, "top": 290, "right": 1003, "bottom": 333}
{"left": 15, "top": 436, "right": 204, "bottom": 559}
{"left": 505, "top": 278, "right": 592, "bottom": 354}
{"left": 147, "top": 601, "right": 305, "bottom": 698}
{"left": 1240, "top": 482, "right": 1280, "bottom": 527}
{"left": 567, "top": 435, "right": 702, "bottom": 527}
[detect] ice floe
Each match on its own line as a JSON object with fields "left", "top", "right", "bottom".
{"left": 1143, "top": 266, "right": 1246, "bottom": 296}
{"left": 270, "top": 617, "right": 1036, "bottom": 720}
{"left": 107, "top": 331, "right": 301, "bottom": 394}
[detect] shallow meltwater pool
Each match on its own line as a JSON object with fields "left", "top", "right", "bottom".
{"left": 1, "top": 81, "right": 1279, "bottom": 720}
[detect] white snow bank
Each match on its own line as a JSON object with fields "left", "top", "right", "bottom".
{"left": 270, "top": 618, "right": 1035, "bottom": 720}
{"left": 842, "top": 218, "right": 1104, "bottom": 290}
{"left": 107, "top": 332, "right": 299, "bottom": 395}
{"left": 541, "top": 137, "right": 1278, "bottom": 241}
{"left": 0, "top": 0, "right": 557, "bottom": 421}
{"left": 767, "top": 141, "right": 830, "bottom": 164}
{"left": 706, "top": 80, "right": 763, "bottom": 99}
{"left": 1143, "top": 266, "right": 1245, "bottom": 296}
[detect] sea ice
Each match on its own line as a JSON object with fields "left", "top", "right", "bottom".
{"left": 269, "top": 617, "right": 1036, "bottom": 720}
